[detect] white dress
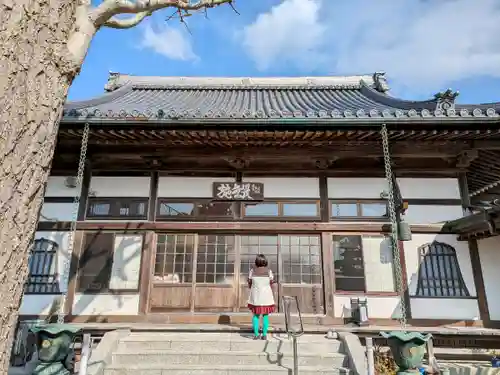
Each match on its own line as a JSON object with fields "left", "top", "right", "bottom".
{"left": 247, "top": 268, "right": 275, "bottom": 309}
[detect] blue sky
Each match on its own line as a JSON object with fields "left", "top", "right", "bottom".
{"left": 69, "top": 0, "right": 500, "bottom": 104}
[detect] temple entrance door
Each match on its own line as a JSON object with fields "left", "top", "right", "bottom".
{"left": 192, "top": 234, "right": 237, "bottom": 312}
{"left": 150, "top": 233, "right": 196, "bottom": 312}
{"left": 238, "top": 235, "right": 281, "bottom": 312}
{"left": 149, "top": 233, "right": 324, "bottom": 315}
{"left": 237, "top": 234, "right": 324, "bottom": 315}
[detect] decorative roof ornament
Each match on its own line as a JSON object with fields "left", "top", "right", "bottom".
{"left": 434, "top": 88, "right": 459, "bottom": 111}
{"left": 104, "top": 71, "right": 123, "bottom": 92}
{"left": 373, "top": 72, "right": 390, "bottom": 93}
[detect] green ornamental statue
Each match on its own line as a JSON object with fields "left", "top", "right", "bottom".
{"left": 380, "top": 331, "right": 432, "bottom": 374}
{"left": 29, "top": 324, "right": 82, "bottom": 375}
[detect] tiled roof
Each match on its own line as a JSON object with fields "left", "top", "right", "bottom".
{"left": 62, "top": 72, "right": 500, "bottom": 122}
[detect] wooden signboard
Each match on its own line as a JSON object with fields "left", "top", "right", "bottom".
{"left": 213, "top": 182, "right": 264, "bottom": 201}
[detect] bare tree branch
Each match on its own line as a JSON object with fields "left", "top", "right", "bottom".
{"left": 102, "top": 11, "right": 152, "bottom": 29}
{"left": 92, "top": 0, "right": 233, "bottom": 29}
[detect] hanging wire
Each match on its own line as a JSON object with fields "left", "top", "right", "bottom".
{"left": 57, "top": 123, "right": 90, "bottom": 324}
{"left": 381, "top": 124, "right": 407, "bottom": 328}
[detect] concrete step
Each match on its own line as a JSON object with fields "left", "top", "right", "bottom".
{"left": 104, "top": 364, "right": 352, "bottom": 375}
{"left": 121, "top": 333, "right": 342, "bottom": 353}
{"left": 112, "top": 349, "right": 347, "bottom": 368}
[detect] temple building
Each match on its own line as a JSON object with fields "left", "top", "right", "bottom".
{"left": 20, "top": 72, "right": 500, "bottom": 328}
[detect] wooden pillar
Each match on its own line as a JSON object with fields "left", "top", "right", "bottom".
{"left": 321, "top": 232, "right": 335, "bottom": 317}
{"left": 319, "top": 175, "right": 329, "bottom": 222}
{"left": 65, "top": 231, "right": 84, "bottom": 317}
{"left": 77, "top": 160, "right": 92, "bottom": 221}
{"left": 458, "top": 171, "right": 472, "bottom": 216}
{"left": 468, "top": 239, "right": 490, "bottom": 324}
{"left": 139, "top": 231, "right": 156, "bottom": 315}
{"left": 458, "top": 172, "right": 490, "bottom": 324}
{"left": 148, "top": 171, "right": 159, "bottom": 222}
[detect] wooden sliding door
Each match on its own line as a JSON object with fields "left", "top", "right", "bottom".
{"left": 150, "top": 234, "right": 195, "bottom": 312}
{"left": 149, "top": 233, "right": 324, "bottom": 315}
{"left": 238, "top": 235, "right": 280, "bottom": 312}
{"left": 238, "top": 234, "right": 324, "bottom": 315}
{"left": 279, "top": 235, "right": 324, "bottom": 314}
{"left": 193, "top": 234, "right": 236, "bottom": 312}
{"left": 150, "top": 233, "right": 236, "bottom": 313}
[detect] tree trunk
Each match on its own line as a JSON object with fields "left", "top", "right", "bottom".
{"left": 0, "top": 0, "right": 81, "bottom": 372}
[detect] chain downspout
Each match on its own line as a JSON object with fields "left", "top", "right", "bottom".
{"left": 57, "top": 123, "right": 90, "bottom": 324}
{"left": 381, "top": 124, "right": 407, "bottom": 328}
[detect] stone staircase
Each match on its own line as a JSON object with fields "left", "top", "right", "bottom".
{"left": 102, "top": 331, "right": 352, "bottom": 375}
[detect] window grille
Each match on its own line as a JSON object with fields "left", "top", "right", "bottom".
{"left": 154, "top": 234, "right": 195, "bottom": 283}
{"left": 26, "top": 239, "right": 60, "bottom": 294}
{"left": 415, "top": 242, "right": 470, "bottom": 298}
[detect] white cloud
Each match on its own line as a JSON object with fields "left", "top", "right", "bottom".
{"left": 240, "top": 0, "right": 326, "bottom": 71}
{"left": 140, "top": 23, "right": 198, "bottom": 61}
{"left": 240, "top": 0, "right": 500, "bottom": 94}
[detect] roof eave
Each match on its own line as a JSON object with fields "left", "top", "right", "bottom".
{"left": 59, "top": 115, "right": 500, "bottom": 127}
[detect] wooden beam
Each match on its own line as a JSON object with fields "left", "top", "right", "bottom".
{"left": 37, "top": 221, "right": 455, "bottom": 234}
{"left": 57, "top": 143, "right": 470, "bottom": 159}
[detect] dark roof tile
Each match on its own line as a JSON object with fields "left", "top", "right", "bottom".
{"left": 62, "top": 73, "right": 500, "bottom": 121}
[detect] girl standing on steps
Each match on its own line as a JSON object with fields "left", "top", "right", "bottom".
{"left": 247, "top": 254, "right": 276, "bottom": 340}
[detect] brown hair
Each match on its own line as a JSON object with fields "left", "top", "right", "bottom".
{"left": 255, "top": 254, "right": 268, "bottom": 268}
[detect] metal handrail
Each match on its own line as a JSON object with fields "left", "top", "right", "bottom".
{"left": 78, "top": 333, "right": 92, "bottom": 375}
{"left": 281, "top": 296, "right": 304, "bottom": 375}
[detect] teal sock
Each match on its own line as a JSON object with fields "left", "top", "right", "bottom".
{"left": 252, "top": 314, "right": 260, "bottom": 336}
{"left": 262, "top": 314, "right": 269, "bottom": 336}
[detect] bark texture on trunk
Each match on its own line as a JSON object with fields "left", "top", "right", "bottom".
{"left": 0, "top": 0, "right": 79, "bottom": 371}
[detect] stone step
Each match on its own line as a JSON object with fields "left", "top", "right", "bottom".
{"left": 112, "top": 349, "right": 347, "bottom": 368}
{"left": 126, "top": 332, "right": 334, "bottom": 342}
{"left": 119, "top": 338, "right": 342, "bottom": 353}
{"left": 104, "top": 364, "right": 352, "bottom": 375}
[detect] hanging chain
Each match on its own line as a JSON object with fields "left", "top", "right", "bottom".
{"left": 380, "top": 124, "right": 407, "bottom": 329}
{"left": 57, "top": 123, "right": 90, "bottom": 324}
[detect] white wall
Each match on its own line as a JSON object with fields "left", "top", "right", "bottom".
{"left": 404, "top": 234, "right": 479, "bottom": 320}
{"left": 20, "top": 233, "right": 144, "bottom": 316}
{"left": 72, "top": 234, "right": 143, "bottom": 315}
{"left": 19, "top": 231, "right": 71, "bottom": 315}
{"left": 327, "top": 177, "right": 460, "bottom": 200}
{"left": 71, "top": 294, "right": 140, "bottom": 315}
{"left": 158, "top": 177, "right": 236, "bottom": 198}
{"left": 89, "top": 176, "right": 151, "bottom": 197}
{"left": 403, "top": 205, "right": 464, "bottom": 224}
{"left": 45, "top": 176, "right": 81, "bottom": 197}
{"left": 478, "top": 237, "right": 500, "bottom": 320}
{"left": 397, "top": 178, "right": 461, "bottom": 199}
{"left": 328, "top": 178, "right": 387, "bottom": 199}
{"left": 39, "top": 203, "right": 75, "bottom": 222}
{"left": 334, "top": 295, "right": 401, "bottom": 319}
{"left": 335, "top": 234, "right": 480, "bottom": 321}
{"left": 362, "top": 236, "right": 395, "bottom": 292}
{"left": 242, "top": 177, "right": 320, "bottom": 198}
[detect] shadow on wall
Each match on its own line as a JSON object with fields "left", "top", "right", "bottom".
{"left": 389, "top": 234, "right": 480, "bottom": 327}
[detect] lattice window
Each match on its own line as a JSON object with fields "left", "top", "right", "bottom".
{"left": 154, "top": 234, "right": 195, "bottom": 283}
{"left": 26, "top": 239, "right": 60, "bottom": 294}
{"left": 281, "top": 235, "right": 322, "bottom": 284}
{"left": 415, "top": 242, "right": 470, "bottom": 298}
{"left": 196, "top": 235, "right": 235, "bottom": 284}
{"left": 240, "top": 235, "right": 279, "bottom": 283}
{"left": 87, "top": 198, "right": 148, "bottom": 220}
